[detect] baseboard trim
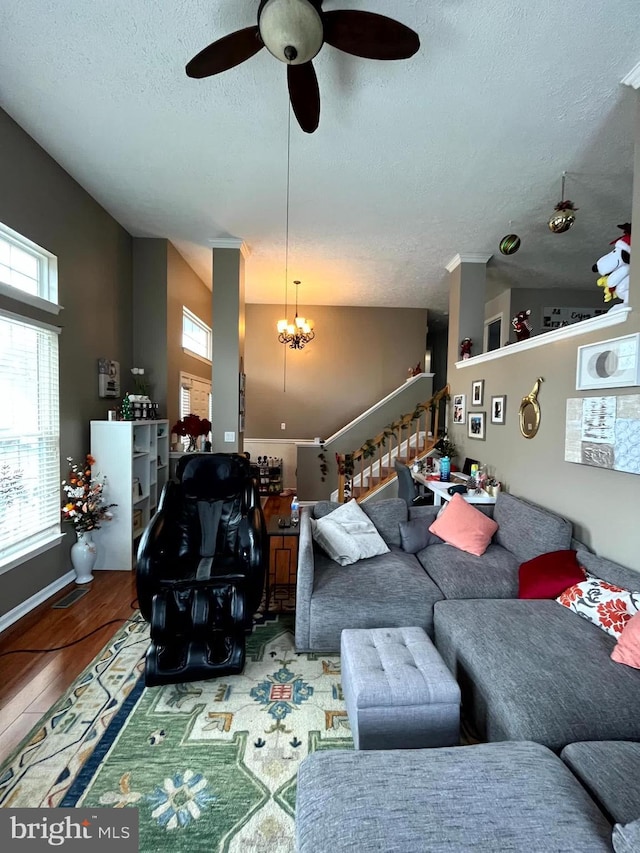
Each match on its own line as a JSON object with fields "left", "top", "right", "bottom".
{"left": 0, "top": 571, "right": 75, "bottom": 635}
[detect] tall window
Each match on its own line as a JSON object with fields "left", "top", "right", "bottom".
{"left": 182, "top": 307, "right": 212, "bottom": 362}
{"left": 0, "top": 313, "right": 61, "bottom": 570}
{"left": 0, "top": 222, "right": 61, "bottom": 571}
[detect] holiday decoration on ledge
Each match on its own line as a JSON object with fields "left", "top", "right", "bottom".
{"left": 61, "top": 455, "right": 116, "bottom": 533}
{"left": 512, "top": 309, "right": 532, "bottom": 342}
{"left": 592, "top": 222, "right": 631, "bottom": 307}
{"left": 460, "top": 338, "right": 473, "bottom": 359}
{"left": 172, "top": 414, "right": 212, "bottom": 452}
{"left": 548, "top": 171, "right": 578, "bottom": 233}
{"left": 407, "top": 362, "right": 423, "bottom": 379}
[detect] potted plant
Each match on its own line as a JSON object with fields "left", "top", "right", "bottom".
{"left": 171, "top": 414, "right": 212, "bottom": 452}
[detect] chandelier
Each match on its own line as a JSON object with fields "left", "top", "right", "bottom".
{"left": 277, "top": 280, "right": 314, "bottom": 349}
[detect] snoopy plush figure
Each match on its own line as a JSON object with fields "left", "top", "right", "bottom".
{"left": 592, "top": 223, "right": 631, "bottom": 307}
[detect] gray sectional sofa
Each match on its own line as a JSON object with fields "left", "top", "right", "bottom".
{"left": 294, "top": 493, "right": 640, "bottom": 749}
{"left": 294, "top": 493, "right": 640, "bottom": 851}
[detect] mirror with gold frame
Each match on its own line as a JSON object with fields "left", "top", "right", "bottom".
{"left": 519, "top": 377, "right": 544, "bottom": 439}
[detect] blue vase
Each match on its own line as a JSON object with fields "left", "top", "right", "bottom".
{"left": 439, "top": 456, "right": 451, "bottom": 482}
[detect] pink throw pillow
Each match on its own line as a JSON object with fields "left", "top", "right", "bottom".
{"left": 428, "top": 493, "right": 498, "bottom": 557}
{"left": 518, "top": 550, "right": 585, "bottom": 599}
{"left": 611, "top": 611, "right": 640, "bottom": 669}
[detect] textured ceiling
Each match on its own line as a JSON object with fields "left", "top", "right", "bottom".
{"left": 0, "top": 0, "right": 639, "bottom": 327}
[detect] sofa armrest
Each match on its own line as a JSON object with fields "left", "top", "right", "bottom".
{"left": 295, "top": 507, "right": 316, "bottom": 651}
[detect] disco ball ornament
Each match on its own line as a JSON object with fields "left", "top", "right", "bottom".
{"left": 548, "top": 201, "right": 578, "bottom": 234}
{"left": 499, "top": 234, "right": 521, "bottom": 255}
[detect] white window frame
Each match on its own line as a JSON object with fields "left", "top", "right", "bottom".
{"left": 182, "top": 307, "right": 212, "bottom": 362}
{"left": 0, "top": 221, "right": 61, "bottom": 315}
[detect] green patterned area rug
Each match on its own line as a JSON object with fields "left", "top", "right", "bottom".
{"left": 0, "top": 615, "right": 353, "bottom": 851}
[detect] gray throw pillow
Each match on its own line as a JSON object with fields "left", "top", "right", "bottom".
{"left": 613, "top": 818, "right": 640, "bottom": 853}
{"left": 399, "top": 518, "right": 444, "bottom": 553}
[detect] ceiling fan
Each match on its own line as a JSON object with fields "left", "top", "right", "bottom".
{"left": 186, "top": 0, "right": 420, "bottom": 134}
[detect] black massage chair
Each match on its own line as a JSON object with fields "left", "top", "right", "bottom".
{"left": 136, "top": 453, "right": 267, "bottom": 686}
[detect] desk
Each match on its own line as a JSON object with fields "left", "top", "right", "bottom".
{"left": 265, "top": 516, "right": 299, "bottom": 614}
{"left": 412, "top": 472, "right": 497, "bottom": 507}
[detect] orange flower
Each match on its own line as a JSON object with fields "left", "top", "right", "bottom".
{"left": 597, "top": 599, "right": 631, "bottom": 634}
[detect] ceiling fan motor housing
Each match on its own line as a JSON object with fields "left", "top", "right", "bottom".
{"left": 259, "top": 0, "right": 324, "bottom": 64}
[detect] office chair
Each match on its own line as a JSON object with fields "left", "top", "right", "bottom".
{"left": 136, "top": 453, "right": 267, "bottom": 686}
{"left": 394, "top": 460, "right": 434, "bottom": 507}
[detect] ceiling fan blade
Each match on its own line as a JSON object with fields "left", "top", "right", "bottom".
{"left": 322, "top": 10, "right": 420, "bottom": 60}
{"left": 186, "top": 26, "right": 263, "bottom": 78}
{"left": 287, "top": 62, "right": 320, "bottom": 134}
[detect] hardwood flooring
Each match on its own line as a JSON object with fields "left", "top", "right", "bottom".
{"left": 0, "top": 495, "right": 291, "bottom": 763}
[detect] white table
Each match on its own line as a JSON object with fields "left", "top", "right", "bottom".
{"left": 412, "top": 472, "right": 497, "bottom": 507}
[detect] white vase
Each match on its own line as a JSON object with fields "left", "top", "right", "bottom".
{"left": 71, "top": 531, "right": 97, "bottom": 584}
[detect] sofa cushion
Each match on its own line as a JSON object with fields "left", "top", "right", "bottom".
{"left": 399, "top": 517, "right": 444, "bottom": 553}
{"left": 434, "top": 598, "right": 640, "bottom": 751}
{"left": 360, "top": 498, "right": 407, "bottom": 548}
{"left": 576, "top": 548, "right": 640, "bottom": 592}
{"left": 518, "top": 549, "right": 585, "bottom": 599}
{"left": 493, "top": 492, "right": 572, "bottom": 564}
{"left": 560, "top": 741, "right": 640, "bottom": 826}
{"left": 419, "top": 542, "right": 520, "bottom": 599}
{"left": 296, "top": 742, "right": 613, "bottom": 853}
{"left": 308, "top": 546, "right": 443, "bottom": 651}
{"left": 611, "top": 611, "right": 640, "bottom": 669}
{"left": 311, "top": 499, "right": 389, "bottom": 565}
{"left": 428, "top": 493, "right": 498, "bottom": 556}
{"left": 556, "top": 577, "right": 640, "bottom": 639}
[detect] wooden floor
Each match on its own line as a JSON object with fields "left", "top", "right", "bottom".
{"left": 0, "top": 495, "right": 291, "bottom": 764}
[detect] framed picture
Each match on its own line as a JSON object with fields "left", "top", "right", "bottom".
{"left": 576, "top": 333, "right": 640, "bottom": 390}
{"left": 471, "top": 379, "right": 484, "bottom": 406}
{"left": 491, "top": 395, "right": 506, "bottom": 425}
{"left": 97, "top": 358, "right": 120, "bottom": 398}
{"left": 452, "top": 394, "right": 466, "bottom": 424}
{"left": 468, "top": 411, "right": 486, "bottom": 440}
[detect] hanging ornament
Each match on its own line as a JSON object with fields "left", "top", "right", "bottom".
{"left": 499, "top": 234, "right": 521, "bottom": 255}
{"left": 548, "top": 171, "right": 578, "bottom": 233}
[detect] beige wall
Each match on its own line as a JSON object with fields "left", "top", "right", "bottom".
{"left": 244, "top": 305, "right": 428, "bottom": 439}
{"left": 446, "top": 97, "right": 640, "bottom": 571}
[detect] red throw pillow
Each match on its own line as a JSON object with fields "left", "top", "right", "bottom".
{"left": 518, "top": 550, "right": 585, "bottom": 599}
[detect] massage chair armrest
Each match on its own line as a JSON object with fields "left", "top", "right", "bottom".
{"left": 237, "top": 506, "right": 267, "bottom": 614}
{"left": 137, "top": 482, "right": 180, "bottom": 621}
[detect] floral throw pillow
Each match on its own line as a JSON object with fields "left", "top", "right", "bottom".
{"left": 556, "top": 576, "right": 640, "bottom": 639}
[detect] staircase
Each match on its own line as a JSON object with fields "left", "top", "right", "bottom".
{"left": 335, "top": 385, "right": 450, "bottom": 503}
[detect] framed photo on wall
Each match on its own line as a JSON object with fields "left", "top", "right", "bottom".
{"left": 468, "top": 411, "right": 486, "bottom": 440}
{"left": 453, "top": 394, "right": 466, "bottom": 424}
{"left": 471, "top": 379, "right": 484, "bottom": 406}
{"left": 491, "top": 395, "right": 506, "bottom": 425}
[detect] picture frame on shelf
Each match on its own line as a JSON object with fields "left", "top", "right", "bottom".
{"left": 453, "top": 394, "right": 466, "bottom": 424}
{"left": 576, "top": 333, "right": 640, "bottom": 390}
{"left": 491, "top": 395, "right": 506, "bottom": 425}
{"left": 468, "top": 411, "right": 486, "bottom": 440}
{"left": 471, "top": 379, "right": 484, "bottom": 406}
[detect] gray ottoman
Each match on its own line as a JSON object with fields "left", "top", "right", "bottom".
{"left": 341, "top": 626, "right": 460, "bottom": 749}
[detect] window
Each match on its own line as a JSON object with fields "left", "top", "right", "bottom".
{"left": 484, "top": 314, "right": 503, "bottom": 353}
{"left": 0, "top": 222, "right": 59, "bottom": 313}
{"left": 182, "top": 307, "right": 212, "bottom": 361}
{"left": 0, "top": 310, "right": 61, "bottom": 571}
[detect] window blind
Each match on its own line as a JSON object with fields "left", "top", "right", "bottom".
{"left": 0, "top": 312, "right": 61, "bottom": 566}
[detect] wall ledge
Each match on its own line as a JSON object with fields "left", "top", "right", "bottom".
{"left": 455, "top": 306, "right": 633, "bottom": 369}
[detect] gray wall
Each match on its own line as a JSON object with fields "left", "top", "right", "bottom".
{"left": 0, "top": 108, "right": 133, "bottom": 617}
{"left": 244, "top": 305, "right": 428, "bottom": 439}
{"left": 445, "top": 99, "right": 640, "bottom": 571}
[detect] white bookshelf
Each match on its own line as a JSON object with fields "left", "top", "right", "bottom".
{"left": 90, "top": 419, "right": 170, "bottom": 570}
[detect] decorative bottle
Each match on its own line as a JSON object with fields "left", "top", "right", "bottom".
{"left": 439, "top": 456, "right": 451, "bottom": 482}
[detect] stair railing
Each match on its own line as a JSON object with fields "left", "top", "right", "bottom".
{"left": 336, "top": 385, "right": 450, "bottom": 503}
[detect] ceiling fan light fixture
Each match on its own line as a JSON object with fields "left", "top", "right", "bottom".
{"left": 259, "top": 0, "right": 324, "bottom": 65}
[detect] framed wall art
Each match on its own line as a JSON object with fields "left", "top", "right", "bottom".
{"left": 97, "top": 358, "right": 120, "bottom": 398}
{"left": 576, "top": 332, "right": 640, "bottom": 390}
{"left": 491, "top": 395, "right": 506, "bottom": 425}
{"left": 468, "top": 411, "right": 486, "bottom": 440}
{"left": 453, "top": 393, "right": 466, "bottom": 424}
{"left": 471, "top": 379, "right": 484, "bottom": 406}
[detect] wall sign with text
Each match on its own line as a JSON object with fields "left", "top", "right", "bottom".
{"left": 542, "top": 306, "right": 607, "bottom": 330}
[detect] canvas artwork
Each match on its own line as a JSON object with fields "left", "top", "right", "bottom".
{"left": 565, "top": 394, "right": 640, "bottom": 474}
